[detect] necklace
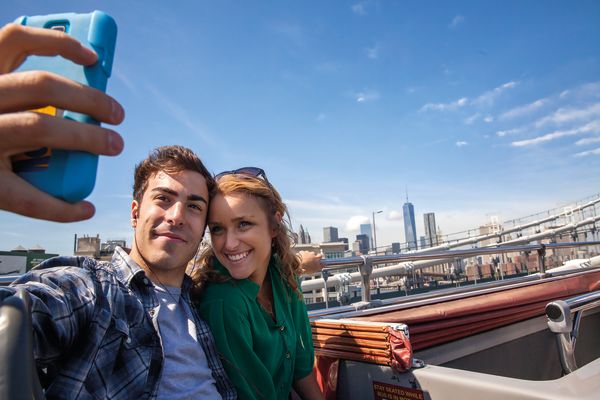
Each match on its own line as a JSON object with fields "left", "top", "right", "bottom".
{"left": 133, "top": 242, "right": 182, "bottom": 305}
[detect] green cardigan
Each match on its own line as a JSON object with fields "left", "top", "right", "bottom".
{"left": 197, "top": 257, "right": 314, "bottom": 400}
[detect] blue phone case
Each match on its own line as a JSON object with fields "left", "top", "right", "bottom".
{"left": 12, "top": 11, "right": 117, "bottom": 202}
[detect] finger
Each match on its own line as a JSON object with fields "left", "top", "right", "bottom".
{"left": 0, "top": 71, "right": 124, "bottom": 125}
{"left": 0, "top": 170, "right": 95, "bottom": 222}
{"left": 0, "top": 24, "right": 96, "bottom": 73}
{"left": 0, "top": 112, "right": 124, "bottom": 156}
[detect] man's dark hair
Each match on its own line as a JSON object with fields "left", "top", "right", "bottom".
{"left": 133, "top": 145, "right": 215, "bottom": 203}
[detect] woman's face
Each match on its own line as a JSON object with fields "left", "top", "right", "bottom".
{"left": 208, "top": 192, "right": 275, "bottom": 285}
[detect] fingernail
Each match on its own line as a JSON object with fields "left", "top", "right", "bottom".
{"left": 80, "top": 202, "right": 96, "bottom": 219}
{"left": 108, "top": 131, "right": 124, "bottom": 154}
{"left": 82, "top": 45, "right": 98, "bottom": 64}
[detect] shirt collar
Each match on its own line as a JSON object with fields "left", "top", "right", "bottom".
{"left": 212, "top": 256, "right": 282, "bottom": 300}
{"left": 111, "top": 247, "right": 193, "bottom": 294}
{"left": 111, "top": 246, "right": 149, "bottom": 288}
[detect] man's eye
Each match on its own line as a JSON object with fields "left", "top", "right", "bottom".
{"left": 189, "top": 203, "right": 202, "bottom": 211}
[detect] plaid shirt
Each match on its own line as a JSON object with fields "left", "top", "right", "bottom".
{"left": 4, "top": 247, "right": 236, "bottom": 400}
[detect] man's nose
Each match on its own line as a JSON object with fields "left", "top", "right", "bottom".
{"left": 166, "top": 202, "right": 185, "bottom": 225}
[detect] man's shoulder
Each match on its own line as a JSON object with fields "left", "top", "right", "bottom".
{"left": 16, "top": 255, "right": 119, "bottom": 286}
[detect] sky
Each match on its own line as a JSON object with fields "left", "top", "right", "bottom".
{"left": 2, "top": 1, "right": 600, "bottom": 256}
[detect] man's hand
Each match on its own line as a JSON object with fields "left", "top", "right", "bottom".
{"left": 0, "top": 23, "right": 124, "bottom": 222}
{"left": 298, "top": 251, "right": 324, "bottom": 274}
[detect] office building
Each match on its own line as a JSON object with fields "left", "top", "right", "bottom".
{"left": 424, "top": 212, "right": 438, "bottom": 248}
{"left": 359, "top": 223, "right": 372, "bottom": 251}
{"left": 355, "top": 234, "right": 370, "bottom": 254}
{"left": 323, "top": 226, "right": 339, "bottom": 243}
{"left": 403, "top": 200, "right": 417, "bottom": 250}
{"left": 298, "top": 225, "right": 311, "bottom": 244}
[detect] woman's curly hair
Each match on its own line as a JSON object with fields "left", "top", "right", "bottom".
{"left": 190, "top": 173, "right": 302, "bottom": 295}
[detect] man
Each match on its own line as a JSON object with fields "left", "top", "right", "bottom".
{"left": 2, "top": 145, "right": 236, "bottom": 399}
{"left": 0, "top": 22, "right": 321, "bottom": 399}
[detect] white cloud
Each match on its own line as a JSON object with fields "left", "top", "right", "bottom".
{"left": 346, "top": 215, "right": 370, "bottom": 231}
{"left": 354, "top": 90, "right": 380, "bottom": 103}
{"left": 511, "top": 120, "right": 600, "bottom": 147}
{"left": 366, "top": 45, "right": 379, "bottom": 60}
{"left": 574, "top": 147, "right": 600, "bottom": 157}
{"left": 561, "top": 81, "right": 600, "bottom": 100}
{"left": 500, "top": 98, "right": 547, "bottom": 120}
{"left": 535, "top": 102, "right": 600, "bottom": 128}
{"left": 464, "top": 113, "right": 480, "bottom": 125}
{"left": 388, "top": 211, "right": 403, "bottom": 220}
{"left": 496, "top": 127, "right": 527, "bottom": 137}
{"left": 422, "top": 81, "right": 517, "bottom": 113}
{"left": 456, "top": 141, "right": 468, "bottom": 147}
{"left": 420, "top": 97, "right": 468, "bottom": 112}
{"left": 473, "top": 81, "right": 518, "bottom": 107}
{"left": 449, "top": 15, "right": 465, "bottom": 28}
{"left": 575, "top": 136, "right": 600, "bottom": 146}
{"left": 484, "top": 116, "right": 494, "bottom": 123}
{"left": 351, "top": 2, "right": 367, "bottom": 15}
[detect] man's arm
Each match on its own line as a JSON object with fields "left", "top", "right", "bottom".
{"left": 3, "top": 265, "right": 96, "bottom": 365}
{"left": 0, "top": 23, "right": 124, "bottom": 222}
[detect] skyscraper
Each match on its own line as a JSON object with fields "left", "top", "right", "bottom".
{"left": 355, "top": 234, "right": 370, "bottom": 254}
{"left": 424, "top": 212, "right": 438, "bottom": 248}
{"left": 403, "top": 200, "right": 417, "bottom": 250}
{"left": 359, "top": 223, "right": 372, "bottom": 251}
{"left": 323, "top": 226, "right": 339, "bottom": 243}
{"left": 298, "top": 225, "right": 311, "bottom": 244}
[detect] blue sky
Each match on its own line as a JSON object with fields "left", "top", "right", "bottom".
{"left": 2, "top": 1, "right": 600, "bottom": 256}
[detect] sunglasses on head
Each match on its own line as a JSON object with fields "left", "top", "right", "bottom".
{"left": 215, "top": 166, "right": 268, "bottom": 181}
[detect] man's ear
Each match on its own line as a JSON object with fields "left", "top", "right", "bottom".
{"left": 131, "top": 200, "right": 139, "bottom": 228}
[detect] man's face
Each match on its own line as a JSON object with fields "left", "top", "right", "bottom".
{"left": 129, "top": 170, "right": 209, "bottom": 285}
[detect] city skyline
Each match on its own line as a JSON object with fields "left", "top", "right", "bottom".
{"left": 1, "top": 1, "right": 599, "bottom": 256}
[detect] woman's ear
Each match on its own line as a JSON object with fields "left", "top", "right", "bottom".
{"left": 272, "top": 212, "right": 283, "bottom": 238}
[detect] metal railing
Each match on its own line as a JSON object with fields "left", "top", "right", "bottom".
{"left": 302, "top": 241, "right": 600, "bottom": 309}
{"left": 546, "top": 289, "right": 600, "bottom": 375}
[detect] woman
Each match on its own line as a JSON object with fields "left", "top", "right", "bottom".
{"left": 192, "top": 167, "right": 323, "bottom": 400}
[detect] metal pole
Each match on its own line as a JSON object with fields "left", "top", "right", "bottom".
{"left": 372, "top": 210, "right": 382, "bottom": 255}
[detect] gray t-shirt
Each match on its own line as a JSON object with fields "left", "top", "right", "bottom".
{"left": 154, "top": 284, "right": 222, "bottom": 399}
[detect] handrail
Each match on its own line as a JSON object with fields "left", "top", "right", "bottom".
{"left": 546, "top": 289, "right": 600, "bottom": 375}
{"left": 303, "top": 241, "right": 600, "bottom": 307}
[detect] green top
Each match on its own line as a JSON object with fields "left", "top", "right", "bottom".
{"left": 197, "top": 257, "right": 314, "bottom": 400}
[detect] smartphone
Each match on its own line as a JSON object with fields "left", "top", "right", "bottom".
{"left": 11, "top": 11, "right": 118, "bottom": 202}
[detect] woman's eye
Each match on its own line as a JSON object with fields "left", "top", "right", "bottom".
{"left": 239, "top": 221, "right": 253, "bottom": 229}
{"left": 210, "top": 226, "right": 223, "bottom": 234}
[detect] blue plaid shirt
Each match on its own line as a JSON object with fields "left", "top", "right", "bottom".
{"left": 3, "top": 247, "right": 236, "bottom": 400}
